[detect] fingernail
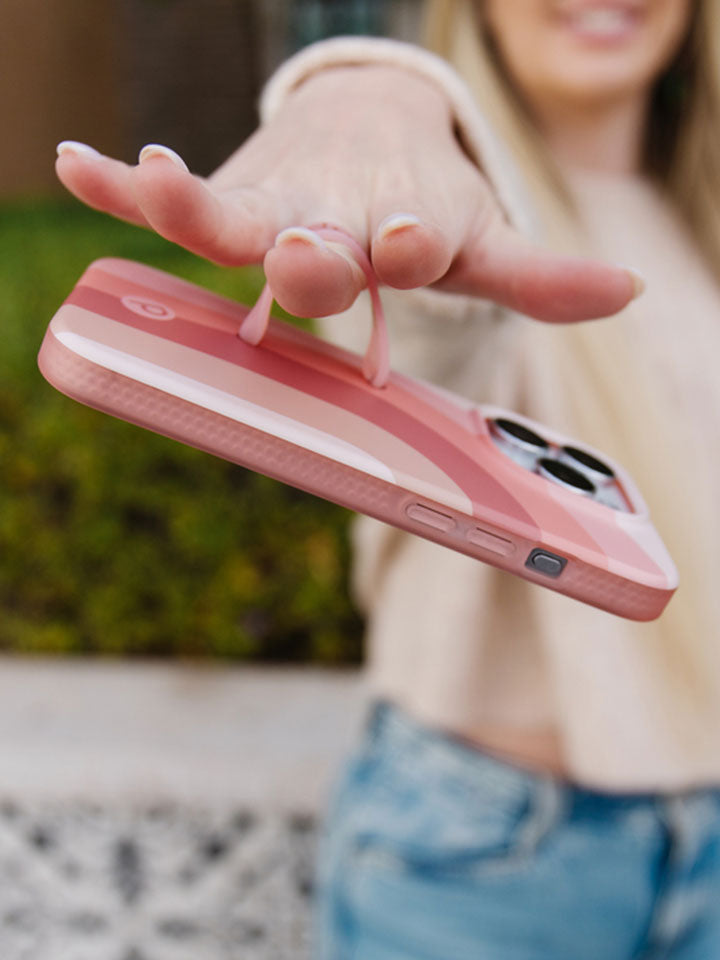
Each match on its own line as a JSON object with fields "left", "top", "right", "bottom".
{"left": 377, "top": 213, "right": 422, "bottom": 241}
{"left": 275, "top": 227, "right": 365, "bottom": 286}
{"left": 275, "top": 226, "right": 327, "bottom": 250}
{"left": 619, "top": 265, "right": 646, "bottom": 299}
{"left": 56, "top": 140, "right": 101, "bottom": 160}
{"left": 629, "top": 269, "right": 646, "bottom": 299}
{"left": 138, "top": 143, "right": 189, "bottom": 172}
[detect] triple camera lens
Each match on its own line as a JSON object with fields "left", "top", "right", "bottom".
{"left": 488, "top": 417, "right": 621, "bottom": 504}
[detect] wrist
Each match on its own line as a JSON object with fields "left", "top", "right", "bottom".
{"left": 260, "top": 36, "right": 537, "bottom": 237}
{"left": 288, "top": 64, "right": 453, "bottom": 126}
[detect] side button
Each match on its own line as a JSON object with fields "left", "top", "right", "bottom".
{"left": 467, "top": 528, "right": 515, "bottom": 556}
{"left": 525, "top": 549, "right": 567, "bottom": 578}
{"left": 406, "top": 503, "right": 456, "bottom": 533}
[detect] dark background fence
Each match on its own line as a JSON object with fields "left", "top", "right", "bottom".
{"left": 1, "top": 0, "right": 422, "bottom": 194}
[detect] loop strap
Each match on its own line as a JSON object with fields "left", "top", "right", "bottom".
{"left": 238, "top": 225, "right": 390, "bottom": 389}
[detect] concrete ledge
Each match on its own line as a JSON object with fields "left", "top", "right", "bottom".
{"left": 0, "top": 658, "right": 368, "bottom": 810}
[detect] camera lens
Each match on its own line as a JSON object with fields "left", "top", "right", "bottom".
{"left": 560, "top": 445, "right": 615, "bottom": 481}
{"left": 490, "top": 418, "right": 549, "bottom": 452}
{"left": 537, "top": 457, "right": 596, "bottom": 495}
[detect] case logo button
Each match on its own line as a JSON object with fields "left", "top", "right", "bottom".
{"left": 121, "top": 295, "right": 175, "bottom": 321}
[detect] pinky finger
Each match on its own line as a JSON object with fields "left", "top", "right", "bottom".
{"left": 55, "top": 142, "right": 149, "bottom": 228}
{"left": 444, "top": 221, "right": 644, "bottom": 324}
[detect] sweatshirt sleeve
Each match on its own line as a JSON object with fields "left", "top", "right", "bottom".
{"left": 259, "top": 36, "right": 537, "bottom": 239}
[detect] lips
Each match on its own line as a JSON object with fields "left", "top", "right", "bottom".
{"left": 556, "top": 2, "right": 643, "bottom": 40}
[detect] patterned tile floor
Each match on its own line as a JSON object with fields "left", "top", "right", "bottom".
{"left": 0, "top": 659, "right": 367, "bottom": 960}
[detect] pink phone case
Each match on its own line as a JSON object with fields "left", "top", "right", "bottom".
{"left": 38, "top": 256, "right": 678, "bottom": 621}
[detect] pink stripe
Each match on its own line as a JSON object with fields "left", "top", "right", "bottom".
{"left": 69, "top": 279, "right": 616, "bottom": 560}
{"left": 557, "top": 489, "right": 666, "bottom": 580}
{"left": 70, "top": 269, "right": 627, "bottom": 562}
{"left": 63, "top": 261, "right": 667, "bottom": 582}
{"left": 89, "top": 262, "right": 476, "bottom": 440}
{"left": 88, "top": 264, "right": 245, "bottom": 333}
{"left": 88, "top": 259, "right": 250, "bottom": 325}
{"left": 57, "top": 304, "right": 476, "bottom": 511}
{"left": 69, "top": 282, "right": 541, "bottom": 532}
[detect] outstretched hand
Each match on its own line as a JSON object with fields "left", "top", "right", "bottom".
{"left": 56, "top": 64, "right": 642, "bottom": 323}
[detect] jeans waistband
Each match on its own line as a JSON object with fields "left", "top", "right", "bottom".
{"left": 365, "top": 701, "right": 559, "bottom": 809}
{"left": 365, "top": 701, "right": 720, "bottom": 818}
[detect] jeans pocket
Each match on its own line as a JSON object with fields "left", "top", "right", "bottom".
{"left": 351, "top": 829, "right": 522, "bottom": 880}
{"left": 349, "top": 764, "right": 563, "bottom": 881}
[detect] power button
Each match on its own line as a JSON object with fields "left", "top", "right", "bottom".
{"left": 525, "top": 549, "right": 567, "bottom": 578}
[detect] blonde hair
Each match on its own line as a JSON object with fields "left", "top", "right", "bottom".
{"left": 422, "top": 0, "right": 720, "bottom": 708}
{"left": 424, "top": 0, "right": 720, "bottom": 273}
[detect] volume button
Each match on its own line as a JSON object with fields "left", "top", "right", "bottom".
{"left": 405, "top": 504, "right": 456, "bottom": 533}
{"left": 467, "top": 528, "right": 516, "bottom": 556}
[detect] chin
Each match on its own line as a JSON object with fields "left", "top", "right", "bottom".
{"left": 540, "top": 52, "right": 658, "bottom": 106}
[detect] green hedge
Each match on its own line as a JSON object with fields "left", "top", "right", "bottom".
{"left": 0, "top": 200, "right": 363, "bottom": 662}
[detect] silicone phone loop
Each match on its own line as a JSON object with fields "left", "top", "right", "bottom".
{"left": 238, "top": 225, "right": 390, "bottom": 389}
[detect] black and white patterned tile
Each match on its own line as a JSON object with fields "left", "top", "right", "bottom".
{"left": 0, "top": 661, "right": 367, "bottom": 960}
{"left": 0, "top": 800, "right": 318, "bottom": 960}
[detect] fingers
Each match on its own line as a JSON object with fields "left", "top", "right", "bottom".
{"left": 370, "top": 214, "right": 455, "bottom": 289}
{"left": 266, "top": 208, "right": 458, "bottom": 318}
{"left": 55, "top": 140, "right": 371, "bottom": 316}
{"left": 264, "top": 228, "right": 367, "bottom": 318}
{"left": 55, "top": 142, "right": 149, "bottom": 227}
{"left": 130, "top": 146, "right": 283, "bottom": 265}
{"left": 264, "top": 210, "right": 456, "bottom": 318}
{"left": 442, "top": 220, "right": 643, "bottom": 323}
{"left": 56, "top": 142, "right": 642, "bottom": 324}
{"left": 56, "top": 141, "right": 283, "bottom": 265}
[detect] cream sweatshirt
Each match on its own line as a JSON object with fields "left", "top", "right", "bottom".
{"left": 261, "top": 38, "right": 720, "bottom": 792}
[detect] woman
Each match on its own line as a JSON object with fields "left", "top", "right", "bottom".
{"left": 56, "top": 1, "right": 720, "bottom": 956}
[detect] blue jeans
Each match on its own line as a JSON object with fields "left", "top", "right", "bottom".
{"left": 315, "top": 702, "right": 720, "bottom": 960}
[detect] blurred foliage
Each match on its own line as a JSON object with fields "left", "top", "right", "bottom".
{"left": 0, "top": 200, "right": 364, "bottom": 662}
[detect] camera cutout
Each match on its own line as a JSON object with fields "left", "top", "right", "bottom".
{"left": 490, "top": 417, "right": 549, "bottom": 452}
{"left": 560, "top": 445, "right": 615, "bottom": 481}
{"left": 536, "top": 457, "right": 596, "bottom": 495}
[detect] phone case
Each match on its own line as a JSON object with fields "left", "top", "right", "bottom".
{"left": 38, "top": 254, "right": 678, "bottom": 621}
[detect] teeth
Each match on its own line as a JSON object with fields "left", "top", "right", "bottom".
{"left": 571, "top": 9, "right": 632, "bottom": 33}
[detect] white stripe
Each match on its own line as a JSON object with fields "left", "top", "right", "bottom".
{"left": 56, "top": 330, "right": 397, "bottom": 484}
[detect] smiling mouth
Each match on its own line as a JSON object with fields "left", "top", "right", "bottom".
{"left": 558, "top": 4, "right": 642, "bottom": 40}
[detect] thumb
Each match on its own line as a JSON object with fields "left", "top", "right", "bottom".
{"left": 440, "top": 220, "right": 643, "bottom": 323}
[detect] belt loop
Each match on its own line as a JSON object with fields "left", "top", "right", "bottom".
{"left": 519, "top": 776, "right": 567, "bottom": 854}
{"left": 658, "top": 794, "right": 701, "bottom": 867}
{"left": 365, "top": 700, "right": 388, "bottom": 744}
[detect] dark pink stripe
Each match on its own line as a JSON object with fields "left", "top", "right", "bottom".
{"left": 68, "top": 283, "right": 542, "bottom": 531}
